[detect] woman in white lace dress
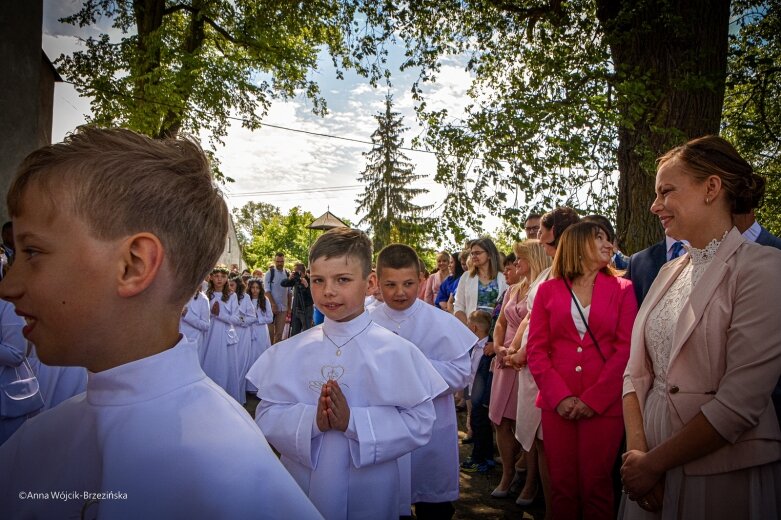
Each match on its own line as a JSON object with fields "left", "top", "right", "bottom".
{"left": 620, "top": 136, "right": 781, "bottom": 519}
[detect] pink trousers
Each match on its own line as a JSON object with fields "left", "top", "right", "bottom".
{"left": 541, "top": 410, "right": 623, "bottom": 520}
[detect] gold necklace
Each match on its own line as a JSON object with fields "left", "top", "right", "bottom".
{"left": 323, "top": 321, "right": 372, "bottom": 356}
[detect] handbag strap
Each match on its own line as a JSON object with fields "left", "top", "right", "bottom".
{"left": 562, "top": 277, "right": 606, "bottom": 362}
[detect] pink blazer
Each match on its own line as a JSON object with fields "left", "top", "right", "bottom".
{"left": 527, "top": 272, "right": 638, "bottom": 417}
{"left": 624, "top": 228, "right": 781, "bottom": 475}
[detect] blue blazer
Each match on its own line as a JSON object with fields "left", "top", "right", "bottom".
{"left": 757, "top": 226, "right": 781, "bottom": 249}
{"left": 756, "top": 226, "right": 781, "bottom": 430}
{"left": 624, "top": 240, "right": 667, "bottom": 306}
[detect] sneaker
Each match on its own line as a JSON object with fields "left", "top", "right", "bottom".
{"left": 460, "top": 459, "right": 490, "bottom": 473}
{"left": 485, "top": 459, "right": 497, "bottom": 468}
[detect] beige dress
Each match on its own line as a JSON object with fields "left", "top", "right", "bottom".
{"left": 620, "top": 237, "right": 781, "bottom": 520}
{"left": 514, "top": 268, "right": 551, "bottom": 451}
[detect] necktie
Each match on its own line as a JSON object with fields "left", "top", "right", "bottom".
{"left": 670, "top": 241, "right": 685, "bottom": 259}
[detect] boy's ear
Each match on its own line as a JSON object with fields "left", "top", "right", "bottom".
{"left": 365, "top": 270, "right": 378, "bottom": 296}
{"left": 116, "top": 233, "right": 165, "bottom": 298}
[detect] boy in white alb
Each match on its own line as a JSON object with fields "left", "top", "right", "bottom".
{"left": 0, "top": 128, "right": 321, "bottom": 519}
{"left": 369, "top": 244, "right": 476, "bottom": 519}
{"left": 247, "top": 228, "right": 447, "bottom": 520}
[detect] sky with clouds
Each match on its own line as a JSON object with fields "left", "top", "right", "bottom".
{"left": 41, "top": 1, "right": 503, "bottom": 240}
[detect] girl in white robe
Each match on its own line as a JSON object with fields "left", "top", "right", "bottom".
{"left": 26, "top": 344, "right": 87, "bottom": 410}
{"left": 180, "top": 289, "right": 210, "bottom": 363}
{"left": 231, "top": 277, "right": 257, "bottom": 404}
{"left": 0, "top": 299, "right": 42, "bottom": 445}
{"left": 202, "top": 268, "right": 241, "bottom": 400}
{"left": 246, "top": 279, "right": 273, "bottom": 393}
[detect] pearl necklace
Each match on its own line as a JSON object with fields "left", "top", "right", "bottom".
{"left": 323, "top": 321, "right": 372, "bottom": 356}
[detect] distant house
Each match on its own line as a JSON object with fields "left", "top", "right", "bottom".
{"left": 216, "top": 216, "right": 244, "bottom": 271}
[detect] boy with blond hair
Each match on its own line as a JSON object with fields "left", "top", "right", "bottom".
{"left": 247, "top": 228, "right": 446, "bottom": 519}
{"left": 0, "top": 127, "right": 320, "bottom": 519}
{"left": 370, "top": 244, "right": 476, "bottom": 519}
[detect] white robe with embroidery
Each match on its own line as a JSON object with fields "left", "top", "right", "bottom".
{"left": 0, "top": 338, "right": 322, "bottom": 520}
{"left": 371, "top": 299, "right": 476, "bottom": 506}
{"left": 180, "top": 291, "right": 210, "bottom": 363}
{"left": 246, "top": 311, "right": 447, "bottom": 520}
{"left": 201, "top": 293, "right": 241, "bottom": 400}
{"left": 235, "top": 295, "right": 258, "bottom": 403}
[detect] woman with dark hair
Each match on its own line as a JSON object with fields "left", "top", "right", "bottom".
{"left": 527, "top": 221, "right": 638, "bottom": 519}
{"left": 620, "top": 135, "right": 781, "bottom": 519}
{"left": 434, "top": 252, "right": 466, "bottom": 311}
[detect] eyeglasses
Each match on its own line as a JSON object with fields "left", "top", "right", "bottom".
{"left": 469, "top": 250, "right": 487, "bottom": 257}
{"left": 524, "top": 226, "right": 540, "bottom": 233}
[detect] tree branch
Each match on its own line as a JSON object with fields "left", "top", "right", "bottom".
{"left": 163, "top": 3, "right": 197, "bottom": 16}
{"left": 488, "top": 0, "right": 562, "bottom": 19}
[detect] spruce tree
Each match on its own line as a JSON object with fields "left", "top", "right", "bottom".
{"left": 356, "top": 95, "right": 432, "bottom": 252}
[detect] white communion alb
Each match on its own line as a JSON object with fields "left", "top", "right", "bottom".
{"left": 0, "top": 338, "right": 322, "bottom": 519}
{"left": 371, "top": 298, "right": 476, "bottom": 508}
{"left": 246, "top": 311, "right": 447, "bottom": 520}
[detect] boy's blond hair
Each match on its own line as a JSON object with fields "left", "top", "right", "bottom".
{"left": 7, "top": 126, "right": 228, "bottom": 304}
{"left": 467, "top": 309, "right": 492, "bottom": 335}
{"left": 309, "top": 228, "right": 372, "bottom": 277}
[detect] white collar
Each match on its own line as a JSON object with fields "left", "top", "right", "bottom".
{"left": 380, "top": 298, "right": 422, "bottom": 320}
{"left": 665, "top": 235, "right": 689, "bottom": 255}
{"left": 322, "top": 310, "right": 372, "bottom": 339}
{"left": 741, "top": 220, "right": 761, "bottom": 243}
{"left": 86, "top": 338, "right": 203, "bottom": 406}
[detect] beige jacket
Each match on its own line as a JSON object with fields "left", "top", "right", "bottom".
{"left": 624, "top": 228, "right": 781, "bottom": 475}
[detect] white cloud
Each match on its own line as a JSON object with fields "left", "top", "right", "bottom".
{"left": 43, "top": 1, "right": 501, "bottom": 239}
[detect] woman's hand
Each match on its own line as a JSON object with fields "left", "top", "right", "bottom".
{"left": 570, "top": 399, "right": 595, "bottom": 420}
{"left": 635, "top": 478, "right": 665, "bottom": 512}
{"left": 495, "top": 345, "right": 508, "bottom": 366}
{"left": 621, "top": 450, "right": 663, "bottom": 500}
{"left": 556, "top": 396, "right": 578, "bottom": 418}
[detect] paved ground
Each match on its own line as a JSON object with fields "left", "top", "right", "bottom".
{"left": 245, "top": 395, "right": 547, "bottom": 519}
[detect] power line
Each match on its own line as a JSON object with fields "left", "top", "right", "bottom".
{"left": 227, "top": 185, "right": 363, "bottom": 197}
{"left": 59, "top": 79, "right": 442, "bottom": 155}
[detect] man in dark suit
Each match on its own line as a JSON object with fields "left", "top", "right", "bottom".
{"left": 735, "top": 211, "right": 781, "bottom": 248}
{"left": 735, "top": 211, "right": 781, "bottom": 430}
{"left": 624, "top": 236, "right": 684, "bottom": 306}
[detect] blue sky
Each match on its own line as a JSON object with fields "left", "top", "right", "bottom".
{"left": 42, "top": 1, "right": 503, "bottom": 242}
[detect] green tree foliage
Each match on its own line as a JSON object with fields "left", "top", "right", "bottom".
{"left": 55, "top": 0, "right": 393, "bottom": 149}
{"left": 356, "top": 94, "right": 433, "bottom": 251}
{"left": 722, "top": 1, "right": 781, "bottom": 234}
{"left": 372, "top": 0, "right": 732, "bottom": 252}
{"left": 240, "top": 205, "right": 319, "bottom": 269}
{"left": 232, "top": 201, "right": 280, "bottom": 248}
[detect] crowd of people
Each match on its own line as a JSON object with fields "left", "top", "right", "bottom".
{"left": 0, "top": 128, "right": 779, "bottom": 520}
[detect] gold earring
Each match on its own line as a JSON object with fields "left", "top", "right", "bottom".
{"left": 706, "top": 197, "right": 710, "bottom": 204}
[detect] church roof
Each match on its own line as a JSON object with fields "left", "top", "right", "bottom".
{"left": 309, "top": 210, "right": 349, "bottom": 230}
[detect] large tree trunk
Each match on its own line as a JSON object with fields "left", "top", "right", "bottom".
{"left": 597, "top": 0, "right": 731, "bottom": 253}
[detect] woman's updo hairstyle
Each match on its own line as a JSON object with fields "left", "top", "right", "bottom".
{"left": 657, "top": 135, "right": 765, "bottom": 214}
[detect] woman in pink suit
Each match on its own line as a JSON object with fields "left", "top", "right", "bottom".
{"left": 620, "top": 136, "right": 781, "bottom": 519}
{"left": 527, "top": 221, "right": 638, "bottom": 520}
